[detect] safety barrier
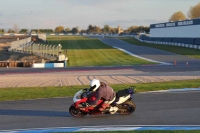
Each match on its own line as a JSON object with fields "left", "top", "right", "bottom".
{"left": 0, "top": 61, "right": 33, "bottom": 67}
{"left": 136, "top": 37, "right": 200, "bottom": 50}
{"left": 0, "top": 61, "right": 65, "bottom": 68}
{"left": 9, "top": 37, "right": 32, "bottom": 51}
{"left": 32, "top": 63, "right": 64, "bottom": 68}
{"left": 8, "top": 36, "right": 62, "bottom": 60}
{"left": 29, "top": 43, "right": 62, "bottom": 60}
{"left": 0, "top": 34, "right": 25, "bottom": 36}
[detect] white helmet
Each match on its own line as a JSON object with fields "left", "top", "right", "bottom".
{"left": 90, "top": 79, "right": 100, "bottom": 92}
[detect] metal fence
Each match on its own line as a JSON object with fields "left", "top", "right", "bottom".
{"left": 135, "top": 36, "right": 200, "bottom": 50}
{"left": 30, "top": 43, "right": 62, "bottom": 59}
{"left": 8, "top": 36, "right": 62, "bottom": 60}
{"left": 9, "top": 37, "right": 32, "bottom": 51}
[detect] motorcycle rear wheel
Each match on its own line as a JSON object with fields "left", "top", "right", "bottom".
{"left": 69, "top": 105, "right": 87, "bottom": 117}
{"left": 118, "top": 100, "right": 136, "bottom": 115}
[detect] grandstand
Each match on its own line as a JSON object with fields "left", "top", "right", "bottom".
{"left": 139, "top": 18, "right": 200, "bottom": 46}
{"left": 0, "top": 34, "right": 64, "bottom": 67}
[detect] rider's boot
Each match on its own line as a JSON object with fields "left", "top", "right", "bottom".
{"left": 109, "top": 106, "right": 118, "bottom": 114}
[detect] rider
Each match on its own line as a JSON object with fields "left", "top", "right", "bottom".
{"left": 88, "top": 79, "right": 118, "bottom": 113}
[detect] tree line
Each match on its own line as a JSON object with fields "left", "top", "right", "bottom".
{"left": 54, "top": 25, "right": 118, "bottom": 34}
{"left": 53, "top": 25, "right": 149, "bottom": 34}
{"left": 169, "top": 2, "right": 200, "bottom": 22}
{"left": 58, "top": 25, "right": 149, "bottom": 34}
{"left": 0, "top": 25, "right": 150, "bottom": 34}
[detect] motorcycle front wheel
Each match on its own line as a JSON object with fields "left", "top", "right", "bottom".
{"left": 118, "top": 100, "right": 136, "bottom": 115}
{"left": 69, "top": 105, "right": 87, "bottom": 117}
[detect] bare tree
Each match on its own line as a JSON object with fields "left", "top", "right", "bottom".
{"left": 7, "top": 28, "right": 14, "bottom": 33}
{"left": 13, "top": 24, "right": 19, "bottom": 33}
{"left": 169, "top": 11, "right": 186, "bottom": 22}
{"left": 188, "top": 2, "right": 200, "bottom": 19}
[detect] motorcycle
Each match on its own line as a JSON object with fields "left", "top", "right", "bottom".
{"left": 69, "top": 86, "right": 136, "bottom": 117}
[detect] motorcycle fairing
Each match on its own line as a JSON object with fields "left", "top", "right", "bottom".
{"left": 73, "top": 90, "right": 83, "bottom": 103}
{"left": 111, "top": 88, "right": 134, "bottom": 105}
{"left": 116, "top": 95, "right": 131, "bottom": 104}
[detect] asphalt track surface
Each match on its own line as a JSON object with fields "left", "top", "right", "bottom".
{"left": 1, "top": 65, "right": 200, "bottom": 74}
{"left": 0, "top": 38, "right": 200, "bottom": 130}
{"left": 0, "top": 91, "right": 200, "bottom": 130}
{"left": 99, "top": 38, "right": 200, "bottom": 65}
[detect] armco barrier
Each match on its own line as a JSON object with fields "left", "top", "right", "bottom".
{"left": 135, "top": 36, "right": 200, "bottom": 50}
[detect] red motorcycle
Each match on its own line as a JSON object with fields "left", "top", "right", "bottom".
{"left": 69, "top": 87, "right": 136, "bottom": 117}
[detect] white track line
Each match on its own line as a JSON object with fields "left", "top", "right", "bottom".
{"left": 1, "top": 125, "right": 200, "bottom": 133}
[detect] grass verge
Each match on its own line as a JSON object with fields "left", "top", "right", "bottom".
{"left": 119, "top": 37, "right": 200, "bottom": 59}
{"left": 47, "top": 36, "right": 154, "bottom": 66}
{"left": 0, "top": 79, "right": 200, "bottom": 101}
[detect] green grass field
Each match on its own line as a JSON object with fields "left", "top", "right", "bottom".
{"left": 47, "top": 36, "right": 154, "bottom": 66}
{"left": 119, "top": 37, "right": 200, "bottom": 59}
{"left": 0, "top": 79, "right": 200, "bottom": 101}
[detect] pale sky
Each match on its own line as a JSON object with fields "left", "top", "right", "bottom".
{"left": 0, "top": 0, "right": 199, "bottom": 30}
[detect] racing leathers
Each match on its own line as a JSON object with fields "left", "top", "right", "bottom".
{"left": 88, "top": 82, "right": 116, "bottom": 111}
